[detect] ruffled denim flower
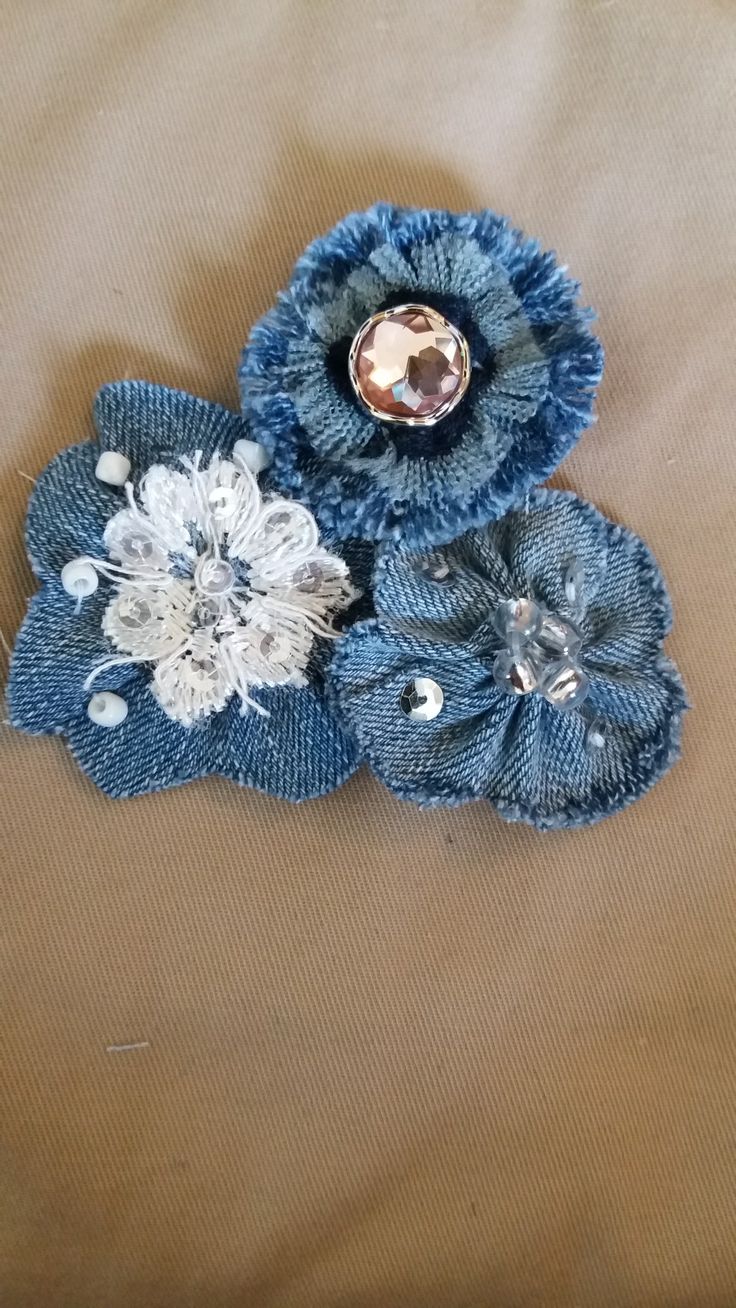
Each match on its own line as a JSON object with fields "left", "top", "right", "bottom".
{"left": 8, "top": 381, "right": 358, "bottom": 800}
{"left": 328, "top": 490, "right": 687, "bottom": 828}
{"left": 240, "top": 205, "right": 604, "bottom": 550}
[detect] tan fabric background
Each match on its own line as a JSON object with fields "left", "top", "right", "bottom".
{"left": 1, "top": 2, "right": 735, "bottom": 1305}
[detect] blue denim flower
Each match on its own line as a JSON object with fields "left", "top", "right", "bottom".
{"left": 8, "top": 381, "right": 358, "bottom": 800}
{"left": 328, "top": 490, "right": 687, "bottom": 828}
{"left": 240, "top": 205, "right": 604, "bottom": 550}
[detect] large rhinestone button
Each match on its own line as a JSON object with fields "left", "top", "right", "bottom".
{"left": 348, "top": 303, "right": 470, "bottom": 426}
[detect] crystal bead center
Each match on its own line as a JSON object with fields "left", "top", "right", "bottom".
{"left": 348, "top": 303, "right": 470, "bottom": 426}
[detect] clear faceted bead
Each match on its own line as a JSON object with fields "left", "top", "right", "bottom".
{"left": 493, "top": 597, "right": 543, "bottom": 649}
{"left": 535, "top": 612, "right": 582, "bottom": 660}
{"left": 350, "top": 304, "right": 469, "bottom": 425}
{"left": 538, "top": 659, "right": 590, "bottom": 711}
{"left": 492, "top": 649, "right": 539, "bottom": 696}
{"left": 193, "top": 596, "right": 221, "bottom": 628}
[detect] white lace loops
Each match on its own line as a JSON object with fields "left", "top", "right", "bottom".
{"left": 83, "top": 452, "right": 357, "bottom": 725}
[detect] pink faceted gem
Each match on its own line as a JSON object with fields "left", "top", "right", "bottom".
{"left": 349, "top": 304, "right": 470, "bottom": 425}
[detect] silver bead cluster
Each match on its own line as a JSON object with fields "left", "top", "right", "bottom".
{"left": 491, "top": 596, "right": 590, "bottom": 712}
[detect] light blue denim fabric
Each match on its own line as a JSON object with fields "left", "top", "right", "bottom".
{"left": 8, "top": 381, "right": 358, "bottom": 800}
{"left": 240, "top": 205, "right": 604, "bottom": 550}
{"left": 328, "top": 490, "right": 687, "bottom": 828}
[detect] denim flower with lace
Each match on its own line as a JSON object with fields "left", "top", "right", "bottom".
{"left": 8, "top": 381, "right": 358, "bottom": 799}
{"left": 328, "top": 490, "right": 687, "bottom": 828}
{"left": 240, "top": 205, "right": 604, "bottom": 550}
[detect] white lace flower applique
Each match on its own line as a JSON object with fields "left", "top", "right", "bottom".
{"left": 85, "top": 451, "right": 357, "bottom": 725}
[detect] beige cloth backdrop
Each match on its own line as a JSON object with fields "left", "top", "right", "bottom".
{"left": 2, "top": 3, "right": 735, "bottom": 1305}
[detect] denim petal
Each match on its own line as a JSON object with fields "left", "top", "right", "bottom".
{"left": 584, "top": 526, "right": 673, "bottom": 667}
{"left": 25, "top": 442, "right": 122, "bottom": 581}
{"left": 218, "top": 685, "right": 358, "bottom": 801}
{"left": 94, "top": 381, "right": 251, "bottom": 468}
{"left": 374, "top": 492, "right": 612, "bottom": 645}
{"left": 494, "top": 660, "right": 687, "bottom": 828}
{"left": 585, "top": 659, "right": 687, "bottom": 730}
{"left": 497, "top": 489, "right": 609, "bottom": 613}
{"left": 7, "top": 582, "right": 137, "bottom": 733}
{"left": 374, "top": 536, "right": 511, "bottom": 642}
{"left": 67, "top": 673, "right": 216, "bottom": 798}
{"left": 329, "top": 620, "right": 516, "bottom": 805}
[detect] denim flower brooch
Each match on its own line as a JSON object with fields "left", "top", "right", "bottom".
{"left": 8, "top": 206, "right": 687, "bottom": 823}
{"left": 241, "top": 204, "right": 603, "bottom": 550}
{"left": 328, "top": 491, "right": 686, "bottom": 827}
{"left": 8, "top": 383, "right": 359, "bottom": 799}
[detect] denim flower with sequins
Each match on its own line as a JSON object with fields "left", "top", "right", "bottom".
{"left": 240, "top": 205, "right": 604, "bottom": 550}
{"left": 7, "top": 381, "right": 359, "bottom": 799}
{"left": 328, "top": 490, "right": 687, "bottom": 828}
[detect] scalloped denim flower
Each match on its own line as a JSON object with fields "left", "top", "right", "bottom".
{"left": 7, "top": 381, "right": 358, "bottom": 800}
{"left": 328, "top": 490, "right": 687, "bottom": 828}
{"left": 240, "top": 205, "right": 604, "bottom": 550}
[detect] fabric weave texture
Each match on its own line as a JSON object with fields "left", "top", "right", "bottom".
{"left": 240, "top": 204, "right": 604, "bottom": 550}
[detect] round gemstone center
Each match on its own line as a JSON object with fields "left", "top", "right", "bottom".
{"left": 348, "top": 303, "right": 470, "bottom": 426}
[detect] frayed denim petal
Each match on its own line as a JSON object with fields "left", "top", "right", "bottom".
{"left": 217, "top": 685, "right": 358, "bottom": 801}
{"left": 584, "top": 525, "right": 673, "bottom": 666}
{"left": 25, "top": 442, "right": 122, "bottom": 581}
{"left": 12, "top": 384, "right": 358, "bottom": 802}
{"left": 94, "top": 381, "right": 251, "bottom": 468}
{"left": 585, "top": 659, "right": 685, "bottom": 730}
{"left": 7, "top": 582, "right": 136, "bottom": 733}
{"left": 328, "top": 490, "right": 687, "bottom": 827}
{"left": 492, "top": 665, "right": 687, "bottom": 829}
{"left": 498, "top": 489, "right": 609, "bottom": 613}
{"left": 67, "top": 673, "right": 217, "bottom": 799}
{"left": 25, "top": 385, "right": 254, "bottom": 583}
{"left": 240, "top": 204, "right": 603, "bottom": 548}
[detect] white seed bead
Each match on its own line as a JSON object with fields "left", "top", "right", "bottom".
{"left": 95, "top": 450, "right": 131, "bottom": 486}
{"left": 232, "top": 439, "right": 272, "bottom": 475}
{"left": 87, "top": 692, "right": 128, "bottom": 728}
{"left": 61, "top": 559, "right": 98, "bottom": 598}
